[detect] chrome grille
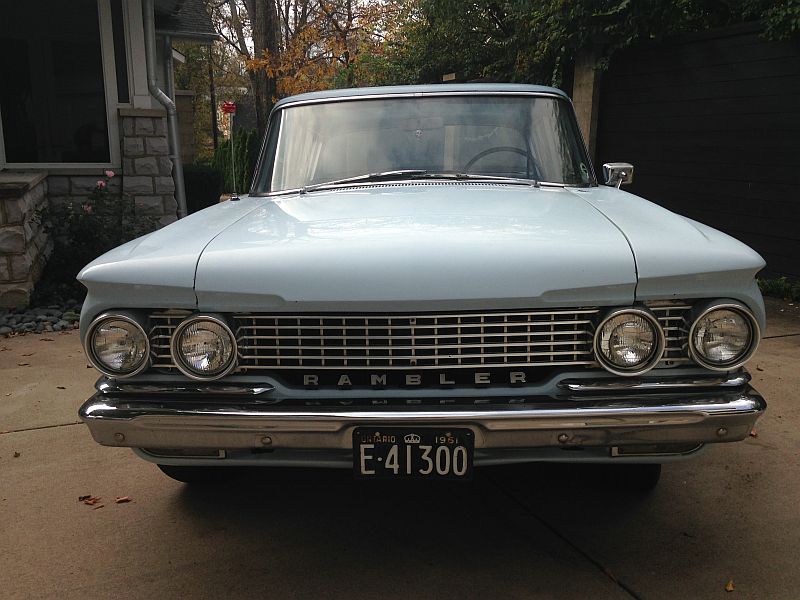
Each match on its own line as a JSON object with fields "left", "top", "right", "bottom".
{"left": 150, "top": 308, "right": 598, "bottom": 371}
{"left": 233, "top": 309, "right": 599, "bottom": 370}
{"left": 650, "top": 303, "right": 691, "bottom": 365}
{"left": 150, "top": 311, "right": 190, "bottom": 370}
{"left": 148, "top": 304, "right": 693, "bottom": 373}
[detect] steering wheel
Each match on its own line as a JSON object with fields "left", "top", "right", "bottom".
{"left": 462, "top": 146, "right": 535, "bottom": 175}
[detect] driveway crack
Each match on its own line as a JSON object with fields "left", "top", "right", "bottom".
{"left": 488, "top": 472, "right": 643, "bottom": 600}
{"left": 1, "top": 421, "right": 84, "bottom": 435}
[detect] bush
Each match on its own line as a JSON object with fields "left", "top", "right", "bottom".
{"left": 183, "top": 163, "right": 223, "bottom": 214}
{"left": 211, "top": 129, "right": 261, "bottom": 194}
{"left": 758, "top": 277, "right": 800, "bottom": 302}
{"left": 32, "top": 171, "right": 157, "bottom": 304}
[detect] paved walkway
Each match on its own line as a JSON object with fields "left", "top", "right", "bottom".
{"left": 1, "top": 299, "right": 798, "bottom": 599}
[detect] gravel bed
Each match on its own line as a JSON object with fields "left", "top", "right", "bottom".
{"left": 0, "top": 301, "right": 82, "bottom": 336}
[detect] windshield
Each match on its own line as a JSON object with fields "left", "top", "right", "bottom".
{"left": 255, "top": 95, "right": 594, "bottom": 193}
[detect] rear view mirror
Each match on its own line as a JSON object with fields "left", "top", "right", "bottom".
{"left": 603, "top": 163, "right": 634, "bottom": 188}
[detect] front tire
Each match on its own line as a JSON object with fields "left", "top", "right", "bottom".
{"left": 157, "top": 464, "right": 234, "bottom": 484}
{"left": 613, "top": 464, "right": 662, "bottom": 491}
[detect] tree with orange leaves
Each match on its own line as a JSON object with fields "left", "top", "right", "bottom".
{"left": 249, "top": 0, "right": 406, "bottom": 99}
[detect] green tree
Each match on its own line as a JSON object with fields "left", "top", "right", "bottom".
{"left": 388, "top": 0, "right": 800, "bottom": 87}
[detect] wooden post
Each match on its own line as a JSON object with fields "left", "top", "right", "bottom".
{"left": 572, "top": 49, "right": 601, "bottom": 160}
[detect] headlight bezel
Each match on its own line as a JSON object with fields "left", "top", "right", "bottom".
{"left": 85, "top": 312, "right": 151, "bottom": 378}
{"left": 688, "top": 302, "right": 759, "bottom": 371}
{"left": 170, "top": 314, "right": 238, "bottom": 380}
{"left": 593, "top": 307, "right": 665, "bottom": 377}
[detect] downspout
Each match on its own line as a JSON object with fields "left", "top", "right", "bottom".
{"left": 142, "top": 0, "right": 187, "bottom": 219}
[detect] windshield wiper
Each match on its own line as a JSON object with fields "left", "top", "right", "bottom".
{"left": 411, "top": 172, "right": 539, "bottom": 186}
{"left": 301, "top": 170, "right": 429, "bottom": 193}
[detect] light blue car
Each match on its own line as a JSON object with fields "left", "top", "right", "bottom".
{"left": 77, "top": 84, "right": 766, "bottom": 489}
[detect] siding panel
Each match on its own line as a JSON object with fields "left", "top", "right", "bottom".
{"left": 596, "top": 23, "right": 800, "bottom": 277}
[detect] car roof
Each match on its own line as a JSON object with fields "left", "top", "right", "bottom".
{"left": 272, "top": 83, "right": 569, "bottom": 111}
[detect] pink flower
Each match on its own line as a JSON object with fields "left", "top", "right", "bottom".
{"left": 96, "top": 180, "right": 106, "bottom": 189}
{"left": 104, "top": 170, "right": 115, "bottom": 178}
{"left": 82, "top": 203, "right": 93, "bottom": 214}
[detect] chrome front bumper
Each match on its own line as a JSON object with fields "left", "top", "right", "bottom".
{"left": 79, "top": 374, "right": 765, "bottom": 456}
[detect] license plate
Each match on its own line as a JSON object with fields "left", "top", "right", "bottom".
{"left": 353, "top": 427, "right": 474, "bottom": 480}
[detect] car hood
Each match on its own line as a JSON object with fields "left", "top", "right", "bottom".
{"left": 193, "top": 184, "right": 637, "bottom": 311}
{"left": 568, "top": 186, "right": 766, "bottom": 327}
{"left": 78, "top": 197, "right": 264, "bottom": 330}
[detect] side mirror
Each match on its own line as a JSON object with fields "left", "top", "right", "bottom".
{"left": 602, "top": 163, "right": 634, "bottom": 188}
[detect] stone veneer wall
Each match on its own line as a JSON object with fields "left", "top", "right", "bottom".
{"left": 119, "top": 108, "right": 178, "bottom": 227}
{"left": 0, "top": 173, "right": 52, "bottom": 307}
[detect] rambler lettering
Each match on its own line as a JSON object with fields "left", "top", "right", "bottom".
{"left": 300, "top": 371, "right": 529, "bottom": 388}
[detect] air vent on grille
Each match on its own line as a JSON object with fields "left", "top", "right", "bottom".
{"left": 342, "top": 182, "right": 516, "bottom": 191}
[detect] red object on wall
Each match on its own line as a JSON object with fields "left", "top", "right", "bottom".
{"left": 221, "top": 101, "right": 237, "bottom": 114}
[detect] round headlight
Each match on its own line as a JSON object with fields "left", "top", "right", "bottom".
{"left": 172, "top": 315, "right": 237, "bottom": 380}
{"left": 594, "top": 309, "right": 664, "bottom": 376}
{"left": 87, "top": 314, "right": 150, "bottom": 377}
{"left": 689, "top": 304, "right": 758, "bottom": 370}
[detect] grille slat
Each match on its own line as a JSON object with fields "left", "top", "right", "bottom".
{"left": 148, "top": 304, "right": 694, "bottom": 373}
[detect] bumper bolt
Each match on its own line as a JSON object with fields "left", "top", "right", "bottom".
{"left": 716, "top": 427, "right": 728, "bottom": 437}
{"left": 557, "top": 433, "right": 570, "bottom": 444}
{"left": 261, "top": 436, "right": 272, "bottom": 446}
{"left": 114, "top": 433, "right": 125, "bottom": 443}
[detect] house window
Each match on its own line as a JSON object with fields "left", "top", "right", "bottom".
{"left": 110, "top": 0, "right": 130, "bottom": 104}
{"left": 0, "top": 0, "right": 110, "bottom": 163}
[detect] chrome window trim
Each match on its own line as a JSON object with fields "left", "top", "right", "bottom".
{"left": 85, "top": 312, "right": 151, "bottom": 379}
{"left": 688, "top": 302, "right": 760, "bottom": 371}
{"left": 170, "top": 314, "right": 239, "bottom": 381}
{"left": 274, "top": 90, "right": 566, "bottom": 111}
{"left": 593, "top": 308, "right": 666, "bottom": 377}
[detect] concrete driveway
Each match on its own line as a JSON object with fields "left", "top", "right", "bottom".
{"left": 1, "top": 299, "right": 798, "bottom": 599}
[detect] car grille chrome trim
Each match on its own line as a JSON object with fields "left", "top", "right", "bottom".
{"left": 649, "top": 304, "right": 692, "bottom": 365}
{"left": 148, "top": 305, "right": 692, "bottom": 373}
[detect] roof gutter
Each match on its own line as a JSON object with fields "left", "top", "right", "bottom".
{"left": 142, "top": 0, "right": 187, "bottom": 219}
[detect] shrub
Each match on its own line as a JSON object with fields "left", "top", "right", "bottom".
{"left": 758, "top": 277, "right": 800, "bottom": 302}
{"left": 211, "top": 129, "right": 261, "bottom": 194}
{"left": 32, "top": 171, "right": 157, "bottom": 303}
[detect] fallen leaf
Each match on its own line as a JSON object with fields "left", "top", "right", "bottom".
{"left": 40, "top": 338, "right": 54, "bottom": 342}
{"left": 725, "top": 580, "right": 735, "bottom": 592}
{"left": 82, "top": 496, "right": 102, "bottom": 506}
{"left": 17, "top": 362, "right": 29, "bottom": 367}
{"left": 749, "top": 429, "right": 758, "bottom": 438}
{"left": 92, "top": 504, "right": 105, "bottom": 510}
{"left": 756, "top": 366, "right": 764, "bottom": 372}
{"left": 21, "top": 352, "right": 33, "bottom": 356}
{"left": 115, "top": 496, "right": 132, "bottom": 504}
{"left": 78, "top": 495, "right": 92, "bottom": 501}
{"left": 13, "top": 451, "right": 20, "bottom": 458}
{"left": 86, "top": 365, "right": 93, "bottom": 369}
{"left": 56, "top": 386, "right": 66, "bottom": 390}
